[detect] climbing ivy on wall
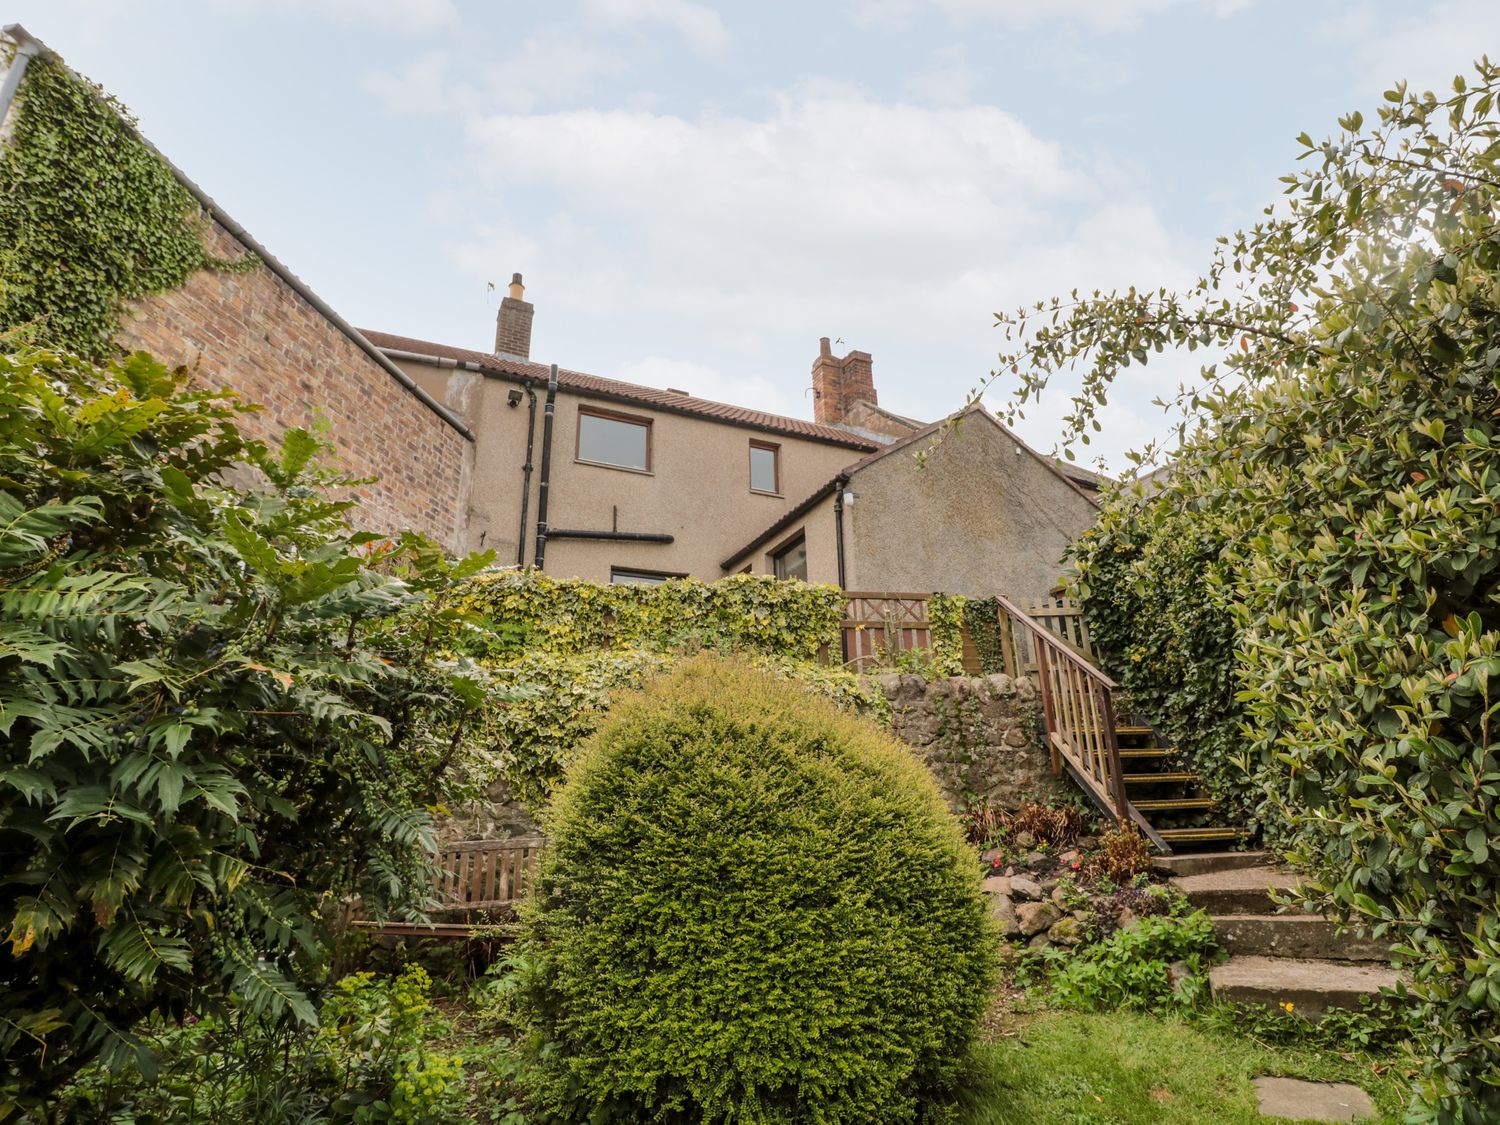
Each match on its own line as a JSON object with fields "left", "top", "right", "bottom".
{"left": 962, "top": 598, "right": 1008, "bottom": 675}
{"left": 0, "top": 53, "right": 254, "bottom": 359}
{"left": 927, "top": 593, "right": 967, "bottom": 677}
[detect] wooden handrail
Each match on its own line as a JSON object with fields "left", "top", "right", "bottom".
{"left": 991, "top": 595, "right": 1152, "bottom": 840}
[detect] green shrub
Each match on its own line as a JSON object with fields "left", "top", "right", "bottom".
{"left": 478, "top": 649, "right": 891, "bottom": 812}
{"left": 514, "top": 656, "right": 995, "bottom": 1123}
{"left": 438, "top": 569, "right": 844, "bottom": 664}
{"left": 981, "top": 59, "right": 1500, "bottom": 1114}
{"left": 47, "top": 965, "right": 463, "bottom": 1123}
{"left": 1046, "top": 910, "right": 1219, "bottom": 1013}
{"left": 0, "top": 348, "right": 493, "bottom": 1110}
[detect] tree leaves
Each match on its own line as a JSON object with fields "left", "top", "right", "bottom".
{"left": 0, "top": 349, "right": 492, "bottom": 1102}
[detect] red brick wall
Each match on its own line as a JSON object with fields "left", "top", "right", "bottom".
{"left": 117, "top": 221, "right": 470, "bottom": 545}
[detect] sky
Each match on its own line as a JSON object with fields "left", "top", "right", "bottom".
{"left": 8, "top": 0, "right": 1498, "bottom": 469}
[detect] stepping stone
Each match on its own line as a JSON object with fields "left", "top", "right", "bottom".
{"left": 1213, "top": 914, "right": 1391, "bottom": 962}
{"left": 1173, "top": 865, "right": 1301, "bottom": 914}
{"left": 1253, "top": 1076, "right": 1374, "bottom": 1120}
{"left": 1154, "top": 849, "right": 1267, "bottom": 878}
{"left": 1210, "top": 955, "right": 1401, "bottom": 1017}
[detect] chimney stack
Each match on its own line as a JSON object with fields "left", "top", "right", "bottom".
{"left": 495, "top": 272, "right": 534, "bottom": 359}
{"left": 811, "top": 337, "right": 878, "bottom": 425}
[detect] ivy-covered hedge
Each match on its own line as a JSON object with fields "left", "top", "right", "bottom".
{"left": 440, "top": 570, "right": 843, "bottom": 665}
{"left": 0, "top": 52, "right": 254, "bottom": 359}
{"left": 515, "top": 657, "right": 994, "bottom": 1122}
{"left": 1068, "top": 494, "right": 1254, "bottom": 827}
{"left": 476, "top": 649, "right": 891, "bottom": 810}
{"left": 409, "top": 571, "right": 902, "bottom": 808}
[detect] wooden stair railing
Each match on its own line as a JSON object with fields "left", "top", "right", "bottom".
{"left": 992, "top": 595, "right": 1171, "bottom": 853}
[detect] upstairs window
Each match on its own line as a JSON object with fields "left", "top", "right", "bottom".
{"left": 577, "top": 408, "right": 651, "bottom": 472}
{"left": 749, "top": 440, "right": 780, "bottom": 494}
{"left": 610, "top": 567, "right": 683, "bottom": 585}
{"left": 771, "top": 533, "right": 807, "bottom": 582}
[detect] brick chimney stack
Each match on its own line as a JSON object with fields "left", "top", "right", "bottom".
{"left": 811, "top": 337, "right": 878, "bottom": 425}
{"left": 495, "top": 272, "right": 534, "bottom": 359}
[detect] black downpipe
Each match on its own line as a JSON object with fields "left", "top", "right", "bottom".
{"left": 834, "top": 476, "right": 849, "bottom": 664}
{"left": 533, "top": 364, "right": 559, "bottom": 570}
{"left": 515, "top": 381, "right": 538, "bottom": 567}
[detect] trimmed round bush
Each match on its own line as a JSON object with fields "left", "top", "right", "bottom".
{"left": 515, "top": 656, "right": 996, "bottom": 1123}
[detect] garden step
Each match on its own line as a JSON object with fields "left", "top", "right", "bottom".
{"left": 1117, "top": 747, "right": 1171, "bottom": 759}
{"left": 1123, "top": 771, "right": 1198, "bottom": 784}
{"left": 1133, "top": 797, "right": 1218, "bottom": 812}
{"left": 1208, "top": 955, "right": 1401, "bottom": 1018}
{"left": 1212, "top": 914, "right": 1392, "bottom": 963}
{"left": 1155, "top": 826, "right": 1248, "bottom": 847}
{"left": 1153, "top": 850, "right": 1268, "bottom": 877}
{"left": 1172, "top": 865, "right": 1301, "bottom": 914}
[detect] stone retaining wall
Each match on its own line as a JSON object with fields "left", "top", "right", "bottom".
{"left": 867, "top": 672, "right": 1066, "bottom": 811}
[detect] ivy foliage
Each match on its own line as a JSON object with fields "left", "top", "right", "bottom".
{"left": 0, "top": 51, "right": 254, "bottom": 359}
{"left": 1068, "top": 502, "right": 1253, "bottom": 826}
{"left": 405, "top": 569, "right": 896, "bottom": 810}
{"left": 515, "top": 656, "right": 995, "bottom": 1123}
{"left": 927, "top": 592, "right": 968, "bottom": 677}
{"left": 0, "top": 348, "right": 492, "bottom": 1112}
{"left": 437, "top": 569, "right": 844, "bottom": 665}
{"left": 1001, "top": 61, "right": 1500, "bottom": 1119}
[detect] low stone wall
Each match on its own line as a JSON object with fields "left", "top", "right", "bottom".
{"left": 867, "top": 672, "right": 1066, "bottom": 811}
{"left": 438, "top": 779, "right": 541, "bottom": 843}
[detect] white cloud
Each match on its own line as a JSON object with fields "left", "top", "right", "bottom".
{"left": 1335, "top": 0, "right": 1500, "bottom": 99}
{"left": 362, "top": 29, "right": 627, "bottom": 116}
{"left": 440, "top": 84, "right": 1198, "bottom": 466}
{"left": 582, "top": 0, "right": 730, "bottom": 53}
{"left": 208, "top": 0, "right": 458, "bottom": 32}
{"left": 854, "top": 0, "right": 1253, "bottom": 32}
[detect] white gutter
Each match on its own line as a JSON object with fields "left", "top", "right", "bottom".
{"left": 0, "top": 23, "right": 475, "bottom": 444}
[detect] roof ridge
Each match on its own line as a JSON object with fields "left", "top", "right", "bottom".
{"left": 363, "top": 329, "right": 880, "bottom": 452}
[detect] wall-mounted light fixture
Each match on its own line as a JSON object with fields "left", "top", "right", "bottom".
{"left": 842, "top": 489, "right": 857, "bottom": 507}
{"left": 507, "top": 388, "right": 524, "bottom": 408}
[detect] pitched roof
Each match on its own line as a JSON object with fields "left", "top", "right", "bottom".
{"left": 719, "top": 402, "right": 1098, "bottom": 570}
{"left": 362, "top": 330, "right": 881, "bottom": 452}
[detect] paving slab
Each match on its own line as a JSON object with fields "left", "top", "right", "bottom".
{"left": 1210, "top": 955, "right": 1401, "bottom": 1017}
{"left": 1173, "top": 865, "right": 1302, "bottom": 914}
{"left": 1213, "top": 914, "right": 1392, "bottom": 963}
{"left": 1253, "top": 1076, "right": 1375, "bottom": 1120}
{"left": 1154, "top": 850, "right": 1268, "bottom": 878}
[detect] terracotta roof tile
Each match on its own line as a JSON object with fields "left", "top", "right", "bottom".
{"left": 362, "top": 330, "right": 880, "bottom": 451}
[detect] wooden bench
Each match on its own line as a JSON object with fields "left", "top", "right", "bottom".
{"left": 350, "top": 836, "right": 545, "bottom": 942}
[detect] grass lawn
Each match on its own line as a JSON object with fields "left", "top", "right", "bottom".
{"left": 954, "top": 1010, "right": 1408, "bottom": 1125}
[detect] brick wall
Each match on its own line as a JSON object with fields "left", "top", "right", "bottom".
{"left": 117, "top": 220, "right": 471, "bottom": 546}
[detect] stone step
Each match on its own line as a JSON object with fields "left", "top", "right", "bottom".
{"left": 1209, "top": 955, "right": 1401, "bottom": 1018}
{"left": 1172, "top": 865, "right": 1301, "bottom": 914}
{"left": 1154, "top": 849, "right": 1268, "bottom": 877}
{"left": 1213, "top": 914, "right": 1392, "bottom": 963}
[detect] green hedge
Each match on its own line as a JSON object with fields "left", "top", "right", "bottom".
{"left": 443, "top": 570, "right": 843, "bottom": 665}
{"left": 515, "top": 657, "right": 995, "bottom": 1123}
{"left": 1069, "top": 491, "right": 1255, "bottom": 828}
